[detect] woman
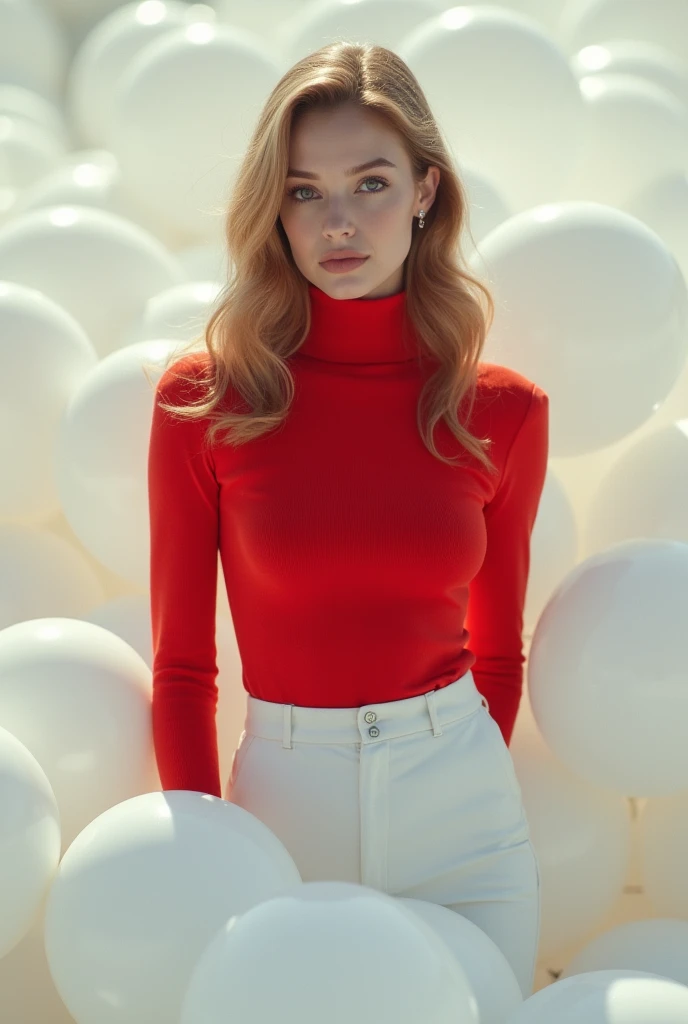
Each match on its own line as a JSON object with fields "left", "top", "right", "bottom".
{"left": 147, "top": 41, "right": 548, "bottom": 998}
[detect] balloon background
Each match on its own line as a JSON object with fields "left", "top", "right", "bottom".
{"left": 1, "top": 0, "right": 688, "bottom": 1021}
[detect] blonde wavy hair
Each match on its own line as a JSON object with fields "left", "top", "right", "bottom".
{"left": 146, "top": 40, "right": 497, "bottom": 473}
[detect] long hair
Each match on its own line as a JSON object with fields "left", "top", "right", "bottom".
{"left": 146, "top": 41, "right": 497, "bottom": 473}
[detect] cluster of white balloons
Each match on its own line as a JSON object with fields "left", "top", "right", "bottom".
{"left": 2, "top": 0, "right": 688, "bottom": 1021}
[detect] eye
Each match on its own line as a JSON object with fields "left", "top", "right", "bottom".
{"left": 286, "top": 175, "right": 390, "bottom": 203}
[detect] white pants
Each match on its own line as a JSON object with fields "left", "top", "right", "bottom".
{"left": 224, "top": 670, "right": 541, "bottom": 998}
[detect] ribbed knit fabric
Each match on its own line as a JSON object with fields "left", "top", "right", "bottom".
{"left": 148, "top": 282, "right": 549, "bottom": 797}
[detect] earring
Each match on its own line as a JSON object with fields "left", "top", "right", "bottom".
{"left": 418, "top": 209, "right": 425, "bottom": 229}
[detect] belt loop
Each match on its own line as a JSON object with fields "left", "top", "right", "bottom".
{"left": 424, "top": 690, "right": 443, "bottom": 737}
{"left": 282, "top": 704, "right": 293, "bottom": 749}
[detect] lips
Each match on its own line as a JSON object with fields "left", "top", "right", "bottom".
{"left": 319, "top": 253, "right": 368, "bottom": 262}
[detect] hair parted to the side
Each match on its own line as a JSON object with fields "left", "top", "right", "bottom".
{"left": 144, "top": 40, "right": 497, "bottom": 473}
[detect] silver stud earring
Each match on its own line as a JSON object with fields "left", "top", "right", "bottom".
{"left": 418, "top": 209, "right": 425, "bottom": 229}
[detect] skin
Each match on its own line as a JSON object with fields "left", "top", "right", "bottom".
{"left": 278, "top": 101, "right": 440, "bottom": 299}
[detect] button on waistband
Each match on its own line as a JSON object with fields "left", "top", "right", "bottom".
{"left": 364, "top": 711, "right": 377, "bottom": 723}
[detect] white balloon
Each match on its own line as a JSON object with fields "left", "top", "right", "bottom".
{"left": 83, "top": 591, "right": 248, "bottom": 788}
{"left": 6, "top": 147, "right": 187, "bottom": 248}
{"left": 561, "top": 0, "right": 688, "bottom": 68}
{"left": 558, "top": 72, "right": 688, "bottom": 207}
{"left": 0, "top": 113, "right": 66, "bottom": 188}
{"left": 0, "top": 83, "right": 68, "bottom": 144}
{"left": 509, "top": 718, "right": 631, "bottom": 959}
{"left": 561, "top": 919, "right": 688, "bottom": 989}
{"left": 582, "top": 422, "right": 688, "bottom": 557}
{"left": 397, "top": 897, "right": 523, "bottom": 1023}
{"left": 55, "top": 338, "right": 189, "bottom": 586}
{"left": 0, "top": 204, "right": 185, "bottom": 356}
{"left": 174, "top": 239, "right": 226, "bottom": 281}
{"left": 510, "top": 970, "right": 688, "bottom": 1023}
{"left": 0, "top": 617, "right": 157, "bottom": 853}
{"left": 0, "top": 0, "right": 68, "bottom": 100}
{"left": 524, "top": 468, "right": 579, "bottom": 637}
{"left": 0, "top": 726, "right": 61, "bottom": 959}
{"left": 460, "top": 161, "right": 513, "bottom": 255}
{"left": 67, "top": 0, "right": 217, "bottom": 148}
{"left": 570, "top": 40, "right": 688, "bottom": 111}
{"left": 0, "top": 279, "right": 97, "bottom": 521}
{"left": 400, "top": 6, "right": 585, "bottom": 211}
{"left": 181, "top": 881, "right": 479, "bottom": 1024}
{"left": 213, "top": 0, "right": 312, "bottom": 46}
{"left": 44, "top": 790, "right": 302, "bottom": 1024}
{"left": 122, "top": 279, "right": 222, "bottom": 345}
{"left": 9, "top": 149, "right": 122, "bottom": 219}
{"left": 0, "top": 523, "right": 105, "bottom": 631}
{"left": 528, "top": 539, "right": 688, "bottom": 796}
{"left": 470, "top": 202, "right": 688, "bottom": 456}
{"left": 106, "top": 23, "right": 285, "bottom": 243}
{"left": 279, "top": 0, "right": 446, "bottom": 65}
{"left": 639, "top": 792, "right": 688, "bottom": 919}
{"left": 443, "top": 0, "right": 569, "bottom": 37}
{"left": 624, "top": 171, "right": 688, "bottom": 288}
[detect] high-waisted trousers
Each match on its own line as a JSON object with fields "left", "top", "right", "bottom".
{"left": 223, "top": 669, "right": 541, "bottom": 998}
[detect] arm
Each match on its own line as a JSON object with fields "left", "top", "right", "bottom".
{"left": 147, "top": 356, "right": 223, "bottom": 798}
{"left": 464, "top": 383, "right": 549, "bottom": 745}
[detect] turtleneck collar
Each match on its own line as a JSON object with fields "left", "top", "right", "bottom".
{"left": 296, "top": 282, "right": 421, "bottom": 364}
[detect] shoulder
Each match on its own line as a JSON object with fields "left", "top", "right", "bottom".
{"left": 154, "top": 349, "right": 214, "bottom": 404}
{"left": 473, "top": 362, "right": 548, "bottom": 432}
{"left": 467, "top": 363, "right": 548, "bottom": 485}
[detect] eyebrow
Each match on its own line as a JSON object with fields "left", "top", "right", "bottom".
{"left": 285, "top": 157, "right": 397, "bottom": 180}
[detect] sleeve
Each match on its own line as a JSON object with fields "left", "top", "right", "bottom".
{"left": 464, "top": 383, "right": 549, "bottom": 745}
{"left": 147, "top": 360, "right": 223, "bottom": 798}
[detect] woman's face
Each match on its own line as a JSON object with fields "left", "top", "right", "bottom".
{"left": 278, "top": 102, "right": 439, "bottom": 299}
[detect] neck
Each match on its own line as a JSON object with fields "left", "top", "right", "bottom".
{"left": 296, "top": 282, "right": 422, "bottom": 364}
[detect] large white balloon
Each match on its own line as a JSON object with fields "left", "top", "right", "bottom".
{"left": 524, "top": 468, "right": 579, "bottom": 637}
{"left": 0, "top": 279, "right": 97, "bottom": 522}
{"left": 561, "top": 918, "right": 688, "bottom": 989}
{"left": 0, "top": 726, "right": 61, "bottom": 959}
{"left": 0, "top": 523, "right": 105, "bottom": 631}
{"left": 121, "top": 280, "right": 222, "bottom": 345}
{"left": 106, "top": 23, "right": 285, "bottom": 243}
{"left": 0, "top": 0, "right": 68, "bottom": 100}
{"left": 470, "top": 202, "right": 688, "bottom": 456}
{"left": 570, "top": 40, "right": 688, "bottom": 111}
{"left": 509, "top": 717, "right": 631, "bottom": 959}
{"left": 0, "top": 617, "right": 157, "bottom": 853}
{"left": 180, "top": 881, "right": 479, "bottom": 1024}
{"left": 582, "top": 422, "right": 688, "bottom": 557}
{"left": 279, "top": 0, "right": 446, "bottom": 65}
{"left": 561, "top": 0, "right": 688, "bottom": 68}
{"left": 397, "top": 897, "right": 523, "bottom": 1023}
{"left": 83, "top": 590, "right": 249, "bottom": 790}
{"left": 44, "top": 790, "right": 302, "bottom": 1024}
{"left": 213, "top": 0, "right": 309, "bottom": 45}
{"left": 0, "top": 204, "right": 185, "bottom": 356}
{"left": 0, "top": 114, "right": 67, "bottom": 188}
{"left": 557, "top": 72, "right": 688, "bottom": 207}
{"left": 400, "top": 6, "right": 585, "bottom": 211}
{"left": 639, "top": 792, "right": 688, "bottom": 918}
{"left": 528, "top": 539, "right": 688, "bottom": 796}
{"left": 0, "top": 83, "right": 69, "bottom": 143}
{"left": 67, "top": 0, "right": 217, "bottom": 148}
{"left": 449, "top": 0, "right": 569, "bottom": 37}
{"left": 55, "top": 338, "right": 188, "bottom": 587}
{"left": 625, "top": 172, "right": 688, "bottom": 288}
{"left": 509, "top": 970, "right": 688, "bottom": 1023}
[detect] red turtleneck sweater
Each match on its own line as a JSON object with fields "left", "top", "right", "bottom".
{"left": 148, "top": 283, "right": 549, "bottom": 798}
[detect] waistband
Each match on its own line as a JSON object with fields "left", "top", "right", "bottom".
{"left": 243, "top": 671, "right": 488, "bottom": 748}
